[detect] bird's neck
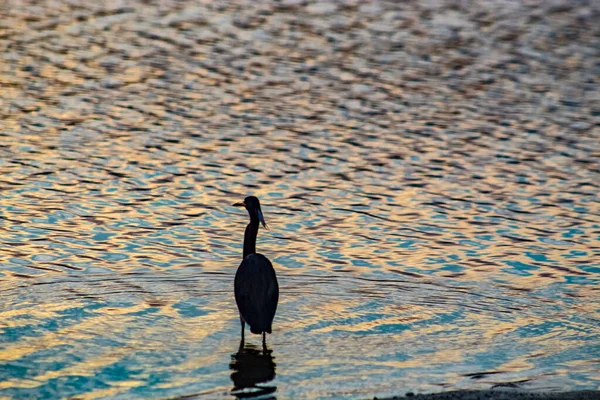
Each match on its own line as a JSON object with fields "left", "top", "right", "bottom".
{"left": 243, "top": 219, "right": 259, "bottom": 258}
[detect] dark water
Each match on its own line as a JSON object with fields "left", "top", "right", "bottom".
{"left": 1, "top": 0, "right": 599, "bottom": 399}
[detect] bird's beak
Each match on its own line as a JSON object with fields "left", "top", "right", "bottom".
{"left": 233, "top": 201, "right": 246, "bottom": 207}
{"left": 257, "top": 209, "right": 268, "bottom": 230}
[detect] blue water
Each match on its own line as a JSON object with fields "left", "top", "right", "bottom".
{"left": 1, "top": 0, "right": 599, "bottom": 399}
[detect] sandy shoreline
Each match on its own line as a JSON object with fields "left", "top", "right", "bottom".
{"left": 377, "top": 390, "right": 600, "bottom": 400}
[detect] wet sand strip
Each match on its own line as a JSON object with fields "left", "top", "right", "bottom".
{"left": 377, "top": 390, "right": 600, "bottom": 400}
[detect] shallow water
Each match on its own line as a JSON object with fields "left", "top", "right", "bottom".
{"left": 1, "top": 0, "right": 599, "bottom": 399}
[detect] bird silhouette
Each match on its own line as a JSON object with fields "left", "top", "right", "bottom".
{"left": 233, "top": 196, "right": 279, "bottom": 347}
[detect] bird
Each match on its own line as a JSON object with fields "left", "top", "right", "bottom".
{"left": 232, "top": 196, "right": 279, "bottom": 347}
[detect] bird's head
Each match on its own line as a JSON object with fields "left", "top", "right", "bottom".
{"left": 233, "top": 196, "right": 268, "bottom": 229}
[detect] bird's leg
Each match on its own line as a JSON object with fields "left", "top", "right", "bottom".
{"left": 239, "top": 315, "right": 245, "bottom": 345}
{"left": 262, "top": 332, "right": 266, "bottom": 348}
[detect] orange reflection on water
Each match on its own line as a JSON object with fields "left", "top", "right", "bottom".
{"left": 1, "top": 0, "right": 599, "bottom": 398}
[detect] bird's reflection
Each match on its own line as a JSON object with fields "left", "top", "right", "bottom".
{"left": 230, "top": 341, "right": 277, "bottom": 399}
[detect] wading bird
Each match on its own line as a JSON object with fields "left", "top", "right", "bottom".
{"left": 233, "top": 196, "right": 278, "bottom": 346}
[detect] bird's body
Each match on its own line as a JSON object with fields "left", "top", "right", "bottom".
{"left": 233, "top": 196, "right": 278, "bottom": 345}
{"left": 234, "top": 254, "right": 278, "bottom": 334}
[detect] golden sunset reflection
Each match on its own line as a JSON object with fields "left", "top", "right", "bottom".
{"left": 1, "top": 0, "right": 599, "bottom": 399}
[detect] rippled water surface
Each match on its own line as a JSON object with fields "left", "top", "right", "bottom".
{"left": 1, "top": 0, "right": 599, "bottom": 399}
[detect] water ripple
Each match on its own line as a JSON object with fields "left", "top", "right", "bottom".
{"left": 1, "top": 0, "right": 599, "bottom": 399}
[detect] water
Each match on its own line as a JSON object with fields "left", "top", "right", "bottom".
{"left": 1, "top": 0, "right": 599, "bottom": 399}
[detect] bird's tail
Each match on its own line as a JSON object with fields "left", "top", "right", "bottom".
{"left": 250, "top": 326, "right": 262, "bottom": 335}
{"left": 250, "top": 325, "right": 271, "bottom": 335}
